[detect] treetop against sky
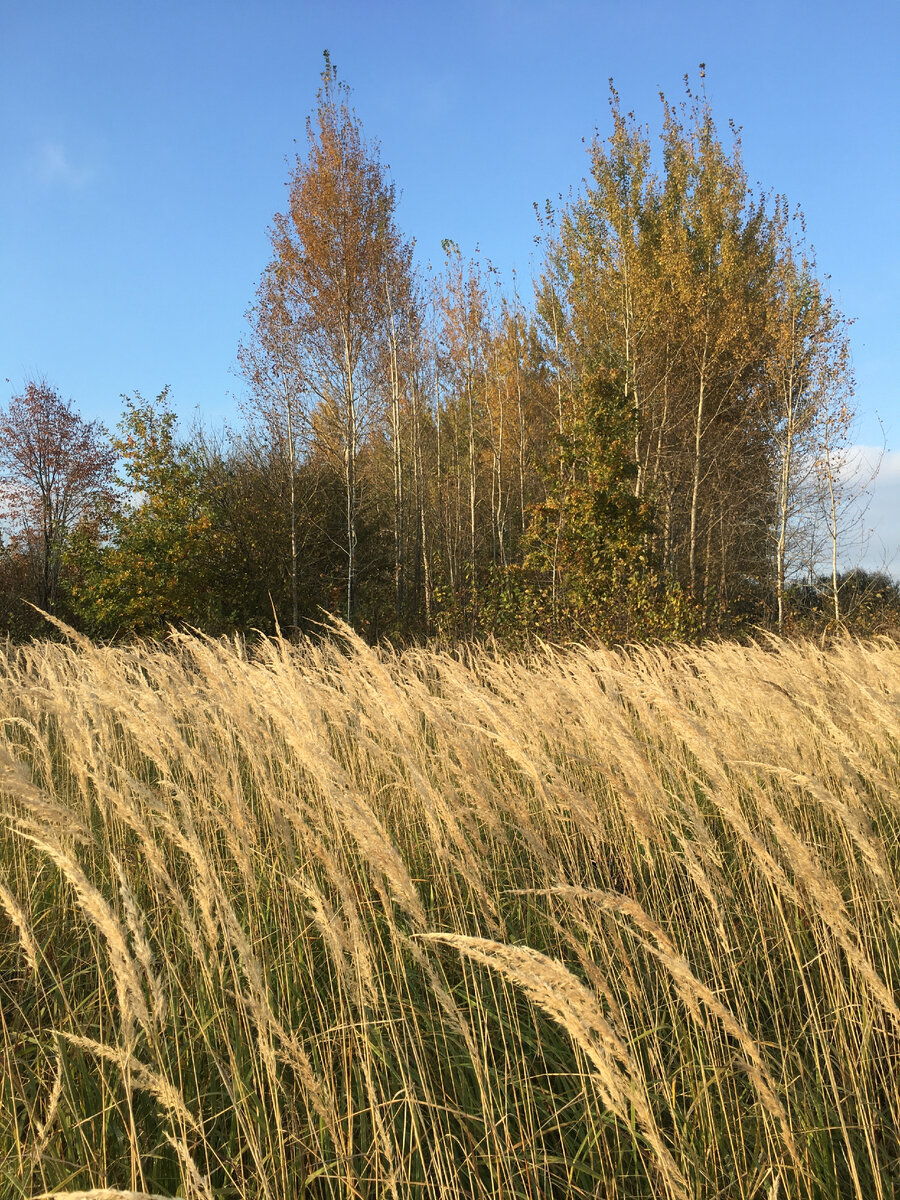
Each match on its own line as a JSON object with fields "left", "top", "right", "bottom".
{"left": 1, "top": 0, "right": 898, "bottom": 569}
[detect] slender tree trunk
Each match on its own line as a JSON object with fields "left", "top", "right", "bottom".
{"left": 496, "top": 375, "right": 506, "bottom": 569}
{"left": 488, "top": 363, "right": 506, "bottom": 570}
{"left": 343, "top": 340, "right": 358, "bottom": 624}
{"left": 42, "top": 509, "right": 54, "bottom": 612}
{"left": 386, "top": 286, "right": 404, "bottom": 620}
{"left": 662, "top": 482, "right": 674, "bottom": 573}
{"left": 621, "top": 248, "right": 644, "bottom": 500}
{"left": 718, "top": 506, "right": 728, "bottom": 628}
{"left": 824, "top": 440, "right": 841, "bottom": 627}
{"left": 514, "top": 330, "right": 527, "bottom": 538}
{"left": 466, "top": 375, "right": 477, "bottom": 606}
{"left": 703, "top": 511, "right": 714, "bottom": 603}
{"left": 652, "top": 366, "right": 671, "bottom": 565}
{"left": 411, "top": 365, "right": 433, "bottom": 630}
{"left": 550, "top": 302, "right": 566, "bottom": 614}
{"left": 551, "top": 303, "right": 565, "bottom": 482}
{"left": 286, "top": 399, "right": 299, "bottom": 629}
{"left": 551, "top": 506, "right": 565, "bottom": 628}
{"left": 689, "top": 341, "right": 709, "bottom": 595}
{"left": 775, "top": 369, "right": 796, "bottom": 633}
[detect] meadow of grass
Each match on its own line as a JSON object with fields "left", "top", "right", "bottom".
{"left": 0, "top": 622, "right": 898, "bottom": 1200}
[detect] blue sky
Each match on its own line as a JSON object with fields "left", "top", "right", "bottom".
{"left": 2, "top": 0, "right": 898, "bottom": 570}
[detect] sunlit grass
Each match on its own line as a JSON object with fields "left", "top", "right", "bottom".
{"left": 1, "top": 623, "right": 899, "bottom": 1198}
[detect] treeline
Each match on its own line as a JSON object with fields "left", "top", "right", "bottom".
{"left": 1, "top": 62, "right": 894, "bottom": 643}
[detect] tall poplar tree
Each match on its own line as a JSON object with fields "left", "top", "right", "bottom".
{"left": 534, "top": 73, "right": 809, "bottom": 628}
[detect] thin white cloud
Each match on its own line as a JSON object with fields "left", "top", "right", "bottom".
{"left": 870, "top": 447, "right": 900, "bottom": 482}
{"left": 837, "top": 444, "right": 900, "bottom": 485}
{"left": 838, "top": 447, "right": 900, "bottom": 575}
{"left": 798, "top": 445, "right": 900, "bottom": 576}
{"left": 31, "top": 141, "right": 93, "bottom": 189}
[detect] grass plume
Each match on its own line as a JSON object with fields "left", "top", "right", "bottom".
{"left": 1, "top": 625, "right": 898, "bottom": 1198}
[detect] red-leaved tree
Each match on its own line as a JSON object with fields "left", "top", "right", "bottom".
{"left": 0, "top": 380, "right": 117, "bottom": 613}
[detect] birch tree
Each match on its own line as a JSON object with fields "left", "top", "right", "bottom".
{"left": 241, "top": 53, "right": 415, "bottom": 624}
{"left": 765, "top": 202, "right": 849, "bottom": 629}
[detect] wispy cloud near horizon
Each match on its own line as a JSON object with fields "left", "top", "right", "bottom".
{"left": 835, "top": 444, "right": 899, "bottom": 485}
{"left": 30, "top": 140, "right": 93, "bottom": 190}
{"left": 840, "top": 446, "right": 900, "bottom": 575}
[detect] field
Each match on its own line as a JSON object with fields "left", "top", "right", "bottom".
{"left": 1, "top": 624, "right": 899, "bottom": 1200}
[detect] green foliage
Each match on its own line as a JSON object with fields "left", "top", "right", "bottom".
{"left": 0, "top": 542, "right": 48, "bottom": 638}
{"left": 68, "top": 390, "right": 222, "bottom": 636}
{"left": 782, "top": 569, "right": 900, "bottom": 636}
{"left": 833, "top": 569, "right": 900, "bottom": 631}
{"left": 509, "top": 357, "right": 695, "bottom": 642}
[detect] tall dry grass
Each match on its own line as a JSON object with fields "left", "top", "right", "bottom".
{"left": 0, "top": 622, "right": 898, "bottom": 1198}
